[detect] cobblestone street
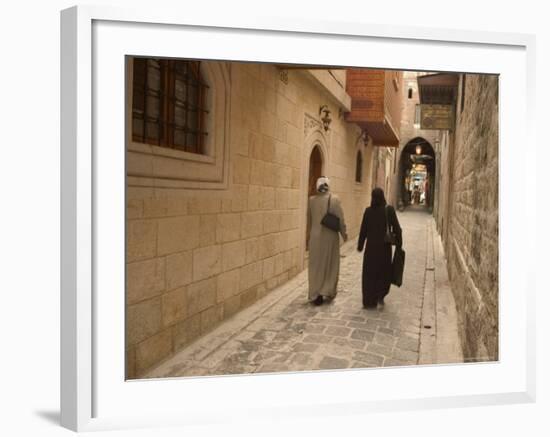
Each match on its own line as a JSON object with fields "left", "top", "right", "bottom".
{"left": 146, "top": 207, "right": 463, "bottom": 379}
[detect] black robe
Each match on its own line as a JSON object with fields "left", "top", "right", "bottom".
{"left": 357, "top": 205, "right": 402, "bottom": 307}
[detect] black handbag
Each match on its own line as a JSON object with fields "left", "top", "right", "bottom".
{"left": 391, "top": 246, "right": 406, "bottom": 287}
{"left": 320, "top": 195, "right": 341, "bottom": 232}
{"left": 384, "top": 205, "right": 398, "bottom": 245}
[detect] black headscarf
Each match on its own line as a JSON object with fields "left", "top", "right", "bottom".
{"left": 370, "top": 187, "right": 387, "bottom": 207}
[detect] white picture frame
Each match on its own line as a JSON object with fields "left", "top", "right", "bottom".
{"left": 60, "top": 5, "right": 536, "bottom": 432}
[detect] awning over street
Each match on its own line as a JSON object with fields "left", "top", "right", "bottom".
{"left": 345, "top": 69, "right": 401, "bottom": 147}
{"left": 417, "top": 73, "right": 459, "bottom": 105}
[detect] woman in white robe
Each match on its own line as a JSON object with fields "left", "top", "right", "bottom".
{"left": 307, "top": 177, "right": 348, "bottom": 305}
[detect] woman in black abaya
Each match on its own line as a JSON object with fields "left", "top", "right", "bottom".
{"left": 357, "top": 188, "right": 402, "bottom": 309}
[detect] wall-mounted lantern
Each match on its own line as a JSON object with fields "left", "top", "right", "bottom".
{"left": 415, "top": 144, "right": 422, "bottom": 155}
{"left": 362, "top": 130, "right": 370, "bottom": 147}
{"left": 319, "top": 105, "right": 332, "bottom": 132}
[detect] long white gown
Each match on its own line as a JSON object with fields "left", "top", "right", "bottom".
{"left": 307, "top": 192, "right": 347, "bottom": 301}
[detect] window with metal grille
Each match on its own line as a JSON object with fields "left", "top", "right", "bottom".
{"left": 131, "top": 58, "right": 209, "bottom": 154}
{"left": 355, "top": 150, "right": 363, "bottom": 183}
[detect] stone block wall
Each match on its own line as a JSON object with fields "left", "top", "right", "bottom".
{"left": 126, "top": 61, "right": 375, "bottom": 378}
{"left": 439, "top": 74, "right": 499, "bottom": 362}
{"left": 385, "top": 70, "right": 404, "bottom": 135}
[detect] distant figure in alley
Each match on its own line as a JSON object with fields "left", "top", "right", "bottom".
{"left": 307, "top": 176, "right": 348, "bottom": 306}
{"left": 357, "top": 188, "right": 403, "bottom": 309}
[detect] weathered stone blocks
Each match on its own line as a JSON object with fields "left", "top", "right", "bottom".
{"left": 157, "top": 216, "right": 200, "bottom": 256}
{"left": 192, "top": 246, "right": 222, "bottom": 282}
{"left": 127, "top": 258, "right": 165, "bottom": 305}
{"left": 127, "top": 219, "right": 157, "bottom": 261}
{"left": 241, "top": 211, "right": 263, "bottom": 239}
{"left": 127, "top": 297, "right": 162, "bottom": 345}
{"left": 187, "top": 277, "right": 217, "bottom": 316}
{"left": 216, "top": 213, "right": 241, "bottom": 243}
{"left": 221, "top": 241, "right": 246, "bottom": 272}
{"left": 135, "top": 329, "right": 172, "bottom": 375}
{"left": 165, "top": 250, "right": 192, "bottom": 290}
{"left": 216, "top": 269, "right": 241, "bottom": 303}
{"left": 161, "top": 286, "right": 188, "bottom": 327}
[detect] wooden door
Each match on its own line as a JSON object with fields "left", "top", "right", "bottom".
{"left": 306, "top": 146, "right": 323, "bottom": 251}
{"left": 308, "top": 146, "right": 323, "bottom": 196}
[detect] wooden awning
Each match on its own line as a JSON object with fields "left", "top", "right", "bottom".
{"left": 417, "top": 73, "right": 459, "bottom": 105}
{"left": 360, "top": 117, "right": 400, "bottom": 147}
{"left": 345, "top": 69, "right": 400, "bottom": 147}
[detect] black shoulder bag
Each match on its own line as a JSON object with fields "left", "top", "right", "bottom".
{"left": 320, "top": 195, "right": 341, "bottom": 232}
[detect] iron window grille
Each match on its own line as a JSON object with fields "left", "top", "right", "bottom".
{"left": 131, "top": 58, "right": 209, "bottom": 154}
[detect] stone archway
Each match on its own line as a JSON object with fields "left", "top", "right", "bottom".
{"left": 304, "top": 144, "right": 325, "bottom": 252}
{"left": 398, "top": 137, "right": 436, "bottom": 210}
{"left": 298, "top": 124, "right": 330, "bottom": 271}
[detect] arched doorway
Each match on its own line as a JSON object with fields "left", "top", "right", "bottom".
{"left": 305, "top": 145, "right": 324, "bottom": 251}
{"left": 308, "top": 145, "right": 323, "bottom": 196}
{"left": 398, "top": 137, "right": 436, "bottom": 210}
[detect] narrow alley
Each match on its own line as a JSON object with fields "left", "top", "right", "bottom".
{"left": 126, "top": 61, "right": 499, "bottom": 379}
{"left": 146, "top": 208, "right": 462, "bottom": 378}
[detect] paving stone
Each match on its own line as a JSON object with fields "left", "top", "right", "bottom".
{"left": 341, "top": 314, "right": 367, "bottom": 322}
{"left": 252, "top": 330, "right": 277, "bottom": 342}
{"left": 292, "top": 343, "right": 320, "bottom": 353}
{"left": 351, "top": 329, "right": 376, "bottom": 342}
{"left": 378, "top": 313, "right": 399, "bottom": 321}
{"left": 218, "top": 365, "right": 257, "bottom": 375}
{"left": 253, "top": 350, "right": 280, "bottom": 362}
{"left": 274, "top": 330, "right": 298, "bottom": 341}
{"left": 311, "top": 318, "right": 348, "bottom": 326}
{"left": 353, "top": 351, "right": 385, "bottom": 367}
{"left": 351, "top": 361, "right": 376, "bottom": 369}
{"left": 396, "top": 336, "right": 420, "bottom": 352}
{"left": 303, "top": 334, "right": 332, "bottom": 344}
{"left": 384, "top": 358, "right": 413, "bottom": 367}
{"left": 366, "top": 342, "right": 394, "bottom": 357}
{"left": 291, "top": 352, "right": 313, "bottom": 366}
{"left": 178, "top": 366, "right": 215, "bottom": 377}
{"left": 365, "top": 319, "right": 390, "bottom": 330}
{"left": 392, "top": 347, "right": 419, "bottom": 363}
{"left": 390, "top": 321, "right": 421, "bottom": 333}
{"left": 320, "top": 343, "right": 356, "bottom": 359}
{"left": 304, "top": 324, "right": 326, "bottom": 334}
{"left": 325, "top": 326, "right": 352, "bottom": 337}
{"left": 257, "top": 363, "right": 291, "bottom": 373}
{"left": 373, "top": 332, "right": 397, "bottom": 347}
{"left": 318, "top": 356, "right": 350, "bottom": 369}
{"left": 316, "top": 309, "right": 342, "bottom": 318}
{"left": 271, "top": 351, "right": 293, "bottom": 363}
{"left": 377, "top": 327, "right": 397, "bottom": 336}
{"left": 221, "top": 350, "right": 256, "bottom": 364}
{"left": 263, "top": 340, "right": 290, "bottom": 350}
{"left": 347, "top": 321, "right": 371, "bottom": 329}
{"left": 238, "top": 340, "right": 264, "bottom": 352}
{"left": 289, "top": 322, "right": 307, "bottom": 333}
{"left": 332, "top": 337, "right": 366, "bottom": 350}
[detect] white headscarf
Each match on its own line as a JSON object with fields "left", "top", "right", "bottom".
{"left": 316, "top": 176, "right": 330, "bottom": 193}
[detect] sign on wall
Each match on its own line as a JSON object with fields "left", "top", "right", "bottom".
{"left": 420, "top": 104, "right": 455, "bottom": 130}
